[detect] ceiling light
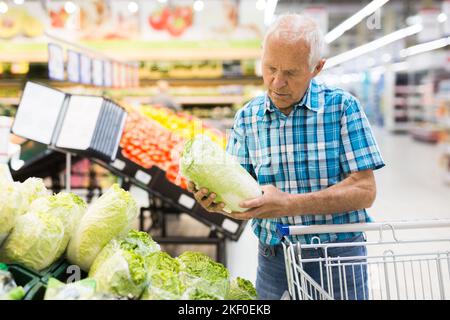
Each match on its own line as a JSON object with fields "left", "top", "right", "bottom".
{"left": 157, "top": 0, "right": 167, "bottom": 3}
{"left": 128, "top": 1, "right": 138, "bottom": 13}
{"left": 14, "top": 0, "right": 25, "bottom": 5}
{"left": 325, "top": 0, "right": 390, "bottom": 44}
{"left": 325, "top": 24, "right": 423, "bottom": 69}
{"left": 64, "top": 1, "right": 77, "bottom": 14}
{"left": 438, "top": 13, "right": 447, "bottom": 23}
{"left": 193, "top": 0, "right": 204, "bottom": 12}
{"left": 256, "top": 0, "right": 266, "bottom": 11}
{"left": 400, "top": 36, "right": 450, "bottom": 58}
{"left": 264, "top": 0, "right": 278, "bottom": 26}
{"left": 0, "top": 1, "right": 8, "bottom": 13}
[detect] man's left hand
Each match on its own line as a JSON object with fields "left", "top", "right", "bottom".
{"left": 226, "top": 185, "right": 292, "bottom": 220}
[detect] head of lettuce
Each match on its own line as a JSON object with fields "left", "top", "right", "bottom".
{"left": 67, "top": 184, "right": 139, "bottom": 271}
{"left": 180, "top": 135, "right": 262, "bottom": 213}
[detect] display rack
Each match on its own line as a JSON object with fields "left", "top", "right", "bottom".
{"left": 10, "top": 81, "right": 247, "bottom": 245}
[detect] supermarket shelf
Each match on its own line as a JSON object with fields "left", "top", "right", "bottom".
{"left": 174, "top": 96, "right": 246, "bottom": 105}
{"left": 0, "top": 97, "right": 20, "bottom": 105}
{"left": 139, "top": 77, "right": 263, "bottom": 86}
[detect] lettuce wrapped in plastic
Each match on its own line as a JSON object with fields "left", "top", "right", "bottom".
{"left": 0, "top": 181, "right": 22, "bottom": 246}
{"left": 17, "top": 177, "right": 47, "bottom": 215}
{"left": 141, "top": 270, "right": 185, "bottom": 300}
{"left": 226, "top": 277, "right": 257, "bottom": 300}
{"left": 177, "top": 251, "right": 230, "bottom": 299}
{"left": 28, "top": 192, "right": 87, "bottom": 258}
{"left": 89, "top": 230, "right": 159, "bottom": 299}
{"left": 44, "top": 278, "right": 96, "bottom": 300}
{"left": 0, "top": 266, "right": 26, "bottom": 300}
{"left": 0, "top": 210, "right": 65, "bottom": 271}
{"left": 180, "top": 135, "right": 262, "bottom": 213}
{"left": 186, "top": 287, "right": 220, "bottom": 300}
{"left": 44, "top": 278, "right": 125, "bottom": 300}
{"left": 141, "top": 252, "right": 184, "bottom": 300}
{"left": 67, "top": 184, "right": 139, "bottom": 271}
{"left": 145, "top": 251, "right": 180, "bottom": 274}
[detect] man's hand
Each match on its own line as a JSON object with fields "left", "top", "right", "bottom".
{"left": 187, "top": 182, "right": 291, "bottom": 220}
{"left": 187, "top": 181, "right": 228, "bottom": 214}
{"left": 232, "top": 185, "right": 292, "bottom": 220}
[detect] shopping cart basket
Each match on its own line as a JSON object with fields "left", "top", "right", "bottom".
{"left": 277, "top": 219, "right": 450, "bottom": 300}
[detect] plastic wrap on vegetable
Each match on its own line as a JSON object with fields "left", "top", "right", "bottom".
{"left": 180, "top": 135, "right": 262, "bottom": 213}
{"left": 67, "top": 184, "right": 139, "bottom": 271}
{"left": 0, "top": 264, "right": 25, "bottom": 300}
{"left": 89, "top": 230, "right": 160, "bottom": 299}
{"left": 44, "top": 278, "right": 125, "bottom": 300}
{"left": 17, "top": 177, "right": 48, "bottom": 215}
{"left": 141, "top": 252, "right": 184, "bottom": 300}
{"left": 44, "top": 278, "right": 96, "bottom": 300}
{"left": 0, "top": 181, "right": 22, "bottom": 246}
{"left": 141, "top": 270, "right": 185, "bottom": 300}
{"left": 27, "top": 192, "right": 87, "bottom": 258}
{"left": 0, "top": 210, "right": 66, "bottom": 271}
{"left": 226, "top": 277, "right": 258, "bottom": 300}
{"left": 177, "top": 251, "right": 229, "bottom": 300}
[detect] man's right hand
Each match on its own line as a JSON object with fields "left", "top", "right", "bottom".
{"left": 187, "top": 181, "right": 227, "bottom": 213}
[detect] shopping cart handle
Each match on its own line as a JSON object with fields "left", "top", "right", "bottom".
{"left": 277, "top": 224, "right": 290, "bottom": 237}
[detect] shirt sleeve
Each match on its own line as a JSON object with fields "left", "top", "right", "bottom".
{"left": 339, "top": 96, "right": 385, "bottom": 174}
{"left": 225, "top": 109, "right": 256, "bottom": 179}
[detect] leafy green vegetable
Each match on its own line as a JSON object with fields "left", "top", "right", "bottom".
{"left": 89, "top": 243, "right": 147, "bottom": 299}
{"left": 180, "top": 135, "right": 262, "bottom": 213}
{"left": 226, "top": 277, "right": 258, "bottom": 300}
{"left": 67, "top": 184, "right": 139, "bottom": 271}
{"left": 17, "top": 177, "right": 47, "bottom": 215}
{"left": 44, "top": 278, "right": 96, "bottom": 300}
{"left": 187, "top": 288, "right": 220, "bottom": 300}
{"left": 0, "top": 268, "right": 25, "bottom": 300}
{"left": 0, "top": 210, "right": 65, "bottom": 271}
{"left": 141, "top": 270, "right": 185, "bottom": 300}
{"left": 177, "top": 251, "right": 230, "bottom": 299}
{"left": 89, "top": 230, "right": 159, "bottom": 299}
{"left": 119, "top": 230, "right": 160, "bottom": 257}
{"left": 3, "top": 286, "right": 25, "bottom": 300}
{"left": 145, "top": 251, "right": 180, "bottom": 274}
{"left": 28, "top": 192, "right": 87, "bottom": 258}
{"left": 0, "top": 181, "right": 22, "bottom": 246}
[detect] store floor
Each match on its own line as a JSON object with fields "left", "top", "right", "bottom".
{"left": 130, "top": 127, "right": 450, "bottom": 283}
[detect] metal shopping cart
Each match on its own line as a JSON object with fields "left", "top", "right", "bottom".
{"left": 277, "top": 220, "right": 450, "bottom": 300}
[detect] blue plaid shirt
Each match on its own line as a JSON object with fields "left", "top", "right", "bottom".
{"left": 226, "top": 78, "right": 385, "bottom": 245}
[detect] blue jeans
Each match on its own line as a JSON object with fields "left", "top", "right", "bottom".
{"left": 256, "top": 233, "right": 368, "bottom": 300}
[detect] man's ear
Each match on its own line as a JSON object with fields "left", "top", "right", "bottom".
{"left": 312, "top": 59, "right": 326, "bottom": 76}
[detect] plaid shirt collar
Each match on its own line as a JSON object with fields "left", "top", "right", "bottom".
{"left": 264, "top": 78, "right": 320, "bottom": 115}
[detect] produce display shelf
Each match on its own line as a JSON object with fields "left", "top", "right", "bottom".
{"left": 92, "top": 149, "right": 246, "bottom": 241}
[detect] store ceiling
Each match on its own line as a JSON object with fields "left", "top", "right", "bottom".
{"left": 276, "top": 0, "right": 447, "bottom": 56}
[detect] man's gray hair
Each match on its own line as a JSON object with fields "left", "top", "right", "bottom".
{"left": 263, "top": 14, "right": 325, "bottom": 72}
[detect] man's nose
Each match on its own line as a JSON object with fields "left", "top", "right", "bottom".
{"left": 272, "top": 73, "right": 287, "bottom": 89}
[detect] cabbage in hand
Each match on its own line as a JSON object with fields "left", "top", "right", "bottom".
{"left": 180, "top": 135, "right": 262, "bottom": 213}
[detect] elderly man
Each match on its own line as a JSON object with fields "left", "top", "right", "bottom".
{"left": 188, "top": 14, "right": 384, "bottom": 300}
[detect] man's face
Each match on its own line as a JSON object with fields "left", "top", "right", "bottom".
{"left": 262, "top": 35, "right": 317, "bottom": 112}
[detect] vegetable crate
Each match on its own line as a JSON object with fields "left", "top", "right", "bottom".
{"left": 6, "top": 264, "right": 40, "bottom": 299}
{"left": 279, "top": 219, "right": 450, "bottom": 300}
